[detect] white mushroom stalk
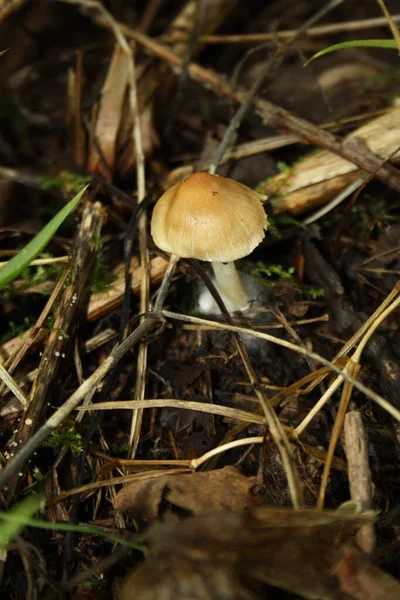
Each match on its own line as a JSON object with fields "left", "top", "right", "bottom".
{"left": 211, "top": 262, "right": 250, "bottom": 310}
{"left": 151, "top": 172, "right": 268, "bottom": 312}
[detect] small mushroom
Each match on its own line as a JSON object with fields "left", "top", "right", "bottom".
{"left": 151, "top": 172, "right": 268, "bottom": 311}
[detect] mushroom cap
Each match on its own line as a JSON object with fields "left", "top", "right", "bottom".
{"left": 151, "top": 172, "right": 268, "bottom": 262}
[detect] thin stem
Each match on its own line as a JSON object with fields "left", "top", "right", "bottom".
{"left": 0, "top": 316, "right": 161, "bottom": 491}
{"left": 211, "top": 261, "right": 249, "bottom": 310}
{"left": 190, "top": 437, "right": 263, "bottom": 469}
{"left": 295, "top": 373, "right": 345, "bottom": 437}
{"left": 153, "top": 253, "right": 180, "bottom": 312}
{"left": 162, "top": 309, "right": 400, "bottom": 421}
{"left": 317, "top": 360, "right": 360, "bottom": 509}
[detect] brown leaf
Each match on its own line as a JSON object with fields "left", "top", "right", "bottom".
{"left": 116, "top": 99, "right": 159, "bottom": 178}
{"left": 88, "top": 45, "right": 129, "bottom": 178}
{"left": 121, "top": 557, "right": 254, "bottom": 600}
{"left": 120, "top": 505, "right": 376, "bottom": 600}
{"left": 115, "top": 466, "right": 258, "bottom": 519}
{"left": 336, "top": 546, "right": 400, "bottom": 600}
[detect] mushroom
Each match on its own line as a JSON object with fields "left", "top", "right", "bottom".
{"left": 151, "top": 172, "right": 268, "bottom": 311}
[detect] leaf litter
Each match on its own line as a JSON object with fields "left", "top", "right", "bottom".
{"left": 1, "top": 1, "right": 400, "bottom": 599}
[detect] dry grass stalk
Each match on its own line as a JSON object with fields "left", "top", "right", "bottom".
{"left": 0, "top": 314, "right": 163, "bottom": 491}
{"left": 48, "top": 467, "right": 192, "bottom": 506}
{"left": 109, "top": 25, "right": 400, "bottom": 193}
{"left": 190, "top": 14, "right": 400, "bottom": 44}
{"left": 0, "top": 256, "right": 168, "bottom": 365}
{"left": 77, "top": 398, "right": 266, "bottom": 425}
{"left": 163, "top": 309, "right": 400, "bottom": 422}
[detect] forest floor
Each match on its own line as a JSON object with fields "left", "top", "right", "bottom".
{"left": 1, "top": 1, "right": 400, "bottom": 599}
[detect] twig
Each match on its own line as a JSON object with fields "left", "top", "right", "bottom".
{"left": 0, "top": 315, "right": 163, "bottom": 492}
{"left": 3, "top": 201, "right": 105, "bottom": 501}
{"left": 209, "top": 0, "right": 346, "bottom": 174}
{"left": 344, "top": 411, "right": 375, "bottom": 554}
{"left": 112, "top": 26, "right": 400, "bottom": 192}
{"left": 190, "top": 15, "right": 400, "bottom": 44}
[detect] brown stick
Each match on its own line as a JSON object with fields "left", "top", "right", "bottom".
{"left": 117, "top": 26, "right": 400, "bottom": 193}
{"left": 344, "top": 411, "right": 375, "bottom": 554}
{"left": 4, "top": 202, "right": 105, "bottom": 501}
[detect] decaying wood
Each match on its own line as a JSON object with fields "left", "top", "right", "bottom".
{"left": 0, "top": 255, "right": 169, "bottom": 364}
{"left": 87, "top": 254, "right": 169, "bottom": 321}
{"left": 269, "top": 108, "right": 400, "bottom": 215}
{"left": 4, "top": 202, "right": 105, "bottom": 501}
{"left": 344, "top": 411, "right": 375, "bottom": 554}
{"left": 108, "top": 26, "right": 400, "bottom": 195}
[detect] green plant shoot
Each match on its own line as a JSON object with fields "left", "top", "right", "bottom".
{"left": 0, "top": 186, "right": 88, "bottom": 290}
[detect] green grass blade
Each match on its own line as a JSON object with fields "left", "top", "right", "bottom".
{"left": 0, "top": 495, "right": 42, "bottom": 548}
{"left": 305, "top": 39, "right": 397, "bottom": 65}
{"left": 0, "top": 186, "right": 87, "bottom": 290}
{"left": 0, "top": 508, "right": 147, "bottom": 552}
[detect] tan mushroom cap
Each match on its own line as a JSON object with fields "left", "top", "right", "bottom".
{"left": 151, "top": 172, "right": 268, "bottom": 262}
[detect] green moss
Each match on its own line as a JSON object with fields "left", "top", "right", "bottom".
{"left": 89, "top": 243, "right": 113, "bottom": 294}
{"left": 299, "top": 285, "right": 325, "bottom": 299}
{"left": 253, "top": 261, "right": 294, "bottom": 280}
{"left": 111, "top": 441, "right": 130, "bottom": 455}
{"left": 32, "top": 466, "right": 44, "bottom": 482}
{"left": 0, "top": 316, "right": 34, "bottom": 344}
{"left": 57, "top": 328, "right": 70, "bottom": 340}
{"left": 265, "top": 216, "right": 281, "bottom": 238}
{"left": 42, "top": 426, "right": 83, "bottom": 455}
{"left": 38, "top": 170, "right": 92, "bottom": 194}
{"left": 250, "top": 261, "right": 325, "bottom": 299}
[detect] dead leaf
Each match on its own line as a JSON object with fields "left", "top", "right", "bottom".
{"left": 116, "top": 95, "right": 160, "bottom": 179}
{"left": 336, "top": 546, "right": 400, "bottom": 600}
{"left": 121, "top": 505, "right": 376, "bottom": 600}
{"left": 115, "top": 466, "right": 258, "bottom": 519}
{"left": 88, "top": 45, "right": 129, "bottom": 178}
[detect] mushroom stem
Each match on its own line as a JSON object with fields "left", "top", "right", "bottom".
{"left": 211, "top": 262, "right": 250, "bottom": 310}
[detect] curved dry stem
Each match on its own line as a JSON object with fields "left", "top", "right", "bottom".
{"left": 190, "top": 437, "right": 263, "bottom": 469}
{"left": 162, "top": 309, "right": 400, "bottom": 422}
{"left": 76, "top": 398, "right": 265, "bottom": 425}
